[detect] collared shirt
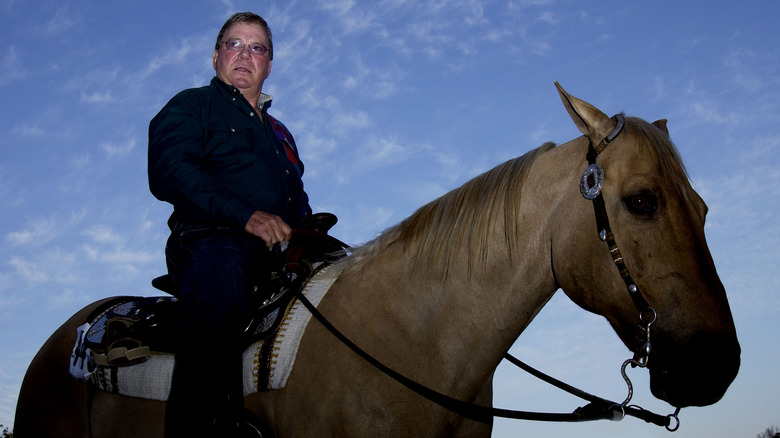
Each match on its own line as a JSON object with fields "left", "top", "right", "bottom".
{"left": 148, "top": 77, "right": 311, "bottom": 231}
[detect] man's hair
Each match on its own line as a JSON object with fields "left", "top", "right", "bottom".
{"left": 215, "top": 12, "right": 274, "bottom": 60}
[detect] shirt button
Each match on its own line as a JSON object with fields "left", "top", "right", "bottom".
{"left": 231, "top": 128, "right": 235, "bottom": 132}
{"left": 250, "top": 112, "right": 255, "bottom": 117}
{"left": 285, "top": 169, "right": 290, "bottom": 175}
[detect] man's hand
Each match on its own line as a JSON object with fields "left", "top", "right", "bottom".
{"left": 244, "top": 210, "right": 292, "bottom": 247}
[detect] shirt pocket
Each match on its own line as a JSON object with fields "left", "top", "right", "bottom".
{"left": 203, "top": 119, "right": 256, "bottom": 165}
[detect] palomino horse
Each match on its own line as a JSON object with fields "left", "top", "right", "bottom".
{"left": 15, "top": 83, "right": 739, "bottom": 437}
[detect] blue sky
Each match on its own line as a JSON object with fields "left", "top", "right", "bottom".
{"left": 1, "top": 0, "right": 779, "bottom": 436}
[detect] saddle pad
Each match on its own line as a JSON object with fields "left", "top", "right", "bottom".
{"left": 70, "top": 265, "right": 343, "bottom": 401}
{"left": 244, "top": 264, "right": 342, "bottom": 392}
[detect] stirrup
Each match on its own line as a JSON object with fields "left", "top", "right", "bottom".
{"left": 216, "top": 408, "right": 272, "bottom": 438}
{"left": 237, "top": 421, "right": 266, "bottom": 438}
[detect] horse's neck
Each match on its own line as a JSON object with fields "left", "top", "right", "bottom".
{"left": 333, "top": 200, "right": 562, "bottom": 396}
{"left": 322, "top": 142, "right": 584, "bottom": 402}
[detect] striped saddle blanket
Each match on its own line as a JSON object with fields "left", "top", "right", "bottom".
{"left": 68, "top": 265, "right": 342, "bottom": 401}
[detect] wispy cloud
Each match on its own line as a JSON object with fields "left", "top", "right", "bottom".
{"left": 81, "top": 90, "right": 113, "bottom": 103}
{"left": 63, "top": 66, "right": 120, "bottom": 99}
{"left": 141, "top": 36, "right": 211, "bottom": 81}
{"left": 9, "top": 248, "right": 79, "bottom": 284}
{"left": 536, "top": 11, "right": 559, "bottom": 25}
{"left": 722, "top": 47, "right": 770, "bottom": 93}
{"left": 319, "top": 0, "right": 379, "bottom": 35}
{"left": 83, "top": 225, "right": 125, "bottom": 245}
{"left": 0, "top": 272, "right": 12, "bottom": 296}
{"left": 11, "top": 123, "right": 45, "bottom": 138}
{"left": 0, "top": 380, "right": 21, "bottom": 432}
{"left": 688, "top": 101, "right": 741, "bottom": 125}
{"left": 339, "top": 202, "right": 396, "bottom": 244}
{"left": 340, "top": 56, "right": 405, "bottom": 99}
{"left": 332, "top": 110, "right": 372, "bottom": 133}
{"left": 738, "top": 133, "right": 780, "bottom": 165}
{"left": 100, "top": 139, "right": 136, "bottom": 157}
{"left": 41, "top": 6, "right": 81, "bottom": 35}
{"left": 82, "top": 244, "right": 156, "bottom": 265}
{"left": 5, "top": 209, "right": 87, "bottom": 247}
{"left": 353, "top": 136, "right": 408, "bottom": 169}
{"left": 8, "top": 233, "right": 156, "bottom": 290}
{"left": 0, "top": 46, "right": 24, "bottom": 86}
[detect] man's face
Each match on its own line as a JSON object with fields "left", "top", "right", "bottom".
{"left": 213, "top": 22, "right": 272, "bottom": 96}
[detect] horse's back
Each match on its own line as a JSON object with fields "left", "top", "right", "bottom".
{"left": 14, "top": 297, "right": 145, "bottom": 438}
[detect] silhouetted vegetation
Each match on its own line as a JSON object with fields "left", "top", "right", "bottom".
{"left": 757, "top": 425, "right": 780, "bottom": 438}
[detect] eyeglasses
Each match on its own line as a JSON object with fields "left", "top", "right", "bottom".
{"left": 220, "top": 40, "right": 270, "bottom": 57}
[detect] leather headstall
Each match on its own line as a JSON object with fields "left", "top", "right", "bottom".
{"left": 579, "top": 114, "right": 656, "bottom": 364}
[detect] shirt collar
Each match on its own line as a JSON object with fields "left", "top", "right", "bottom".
{"left": 211, "top": 76, "right": 273, "bottom": 112}
{"left": 257, "top": 93, "right": 273, "bottom": 112}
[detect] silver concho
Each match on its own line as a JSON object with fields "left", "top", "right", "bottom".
{"left": 580, "top": 163, "right": 604, "bottom": 200}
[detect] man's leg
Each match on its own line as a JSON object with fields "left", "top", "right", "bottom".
{"left": 164, "top": 231, "right": 260, "bottom": 437}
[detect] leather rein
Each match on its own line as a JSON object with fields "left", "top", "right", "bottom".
{"left": 293, "top": 115, "right": 680, "bottom": 430}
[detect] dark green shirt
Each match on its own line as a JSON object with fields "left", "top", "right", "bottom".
{"left": 148, "top": 77, "right": 310, "bottom": 231}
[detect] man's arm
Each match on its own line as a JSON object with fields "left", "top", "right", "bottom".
{"left": 148, "top": 95, "right": 256, "bottom": 230}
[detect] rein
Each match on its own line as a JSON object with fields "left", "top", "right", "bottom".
{"left": 291, "top": 115, "right": 681, "bottom": 430}
{"left": 294, "top": 287, "right": 676, "bottom": 429}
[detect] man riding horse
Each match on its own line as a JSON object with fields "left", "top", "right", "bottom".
{"left": 148, "top": 12, "right": 310, "bottom": 437}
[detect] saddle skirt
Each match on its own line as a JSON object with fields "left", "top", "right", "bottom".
{"left": 69, "top": 264, "right": 344, "bottom": 401}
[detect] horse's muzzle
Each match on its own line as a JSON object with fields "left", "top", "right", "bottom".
{"left": 649, "top": 333, "right": 741, "bottom": 407}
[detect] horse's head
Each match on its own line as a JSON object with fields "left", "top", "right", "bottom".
{"left": 550, "top": 83, "right": 740, "bottom": 408}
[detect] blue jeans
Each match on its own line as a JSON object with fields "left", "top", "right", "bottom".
{"left": 164, "top": 227, "right": 265, "bottom": 437}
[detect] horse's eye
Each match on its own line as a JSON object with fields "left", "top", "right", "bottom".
{"left": 625, "top": 193, "right": 658, "bottom": 215}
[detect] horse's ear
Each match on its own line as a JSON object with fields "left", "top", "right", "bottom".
{"left": 652, "top": 119, "right": 669, "bottom": 136}
{"left": 555, "top": 81, "right": 615, "bottom": 144}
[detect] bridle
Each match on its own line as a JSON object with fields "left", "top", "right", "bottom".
{"left": 580, "top": 113, "right": 680, "bottom": 430}
{"left": 581, "top": 115, "right": 656, "bottom": 366}
{"left": 293, "top": 115, "right": 681, "bottom": 431}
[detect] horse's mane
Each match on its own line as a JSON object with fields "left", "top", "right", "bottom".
{"left": 337, "top": 117, "right": 691, "bottom": 280}
{"left": 340, "top": 142, "right": 557, "bottom": 279}
{"left": 624, "top": 116, "right": 692, "bottom": 201}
